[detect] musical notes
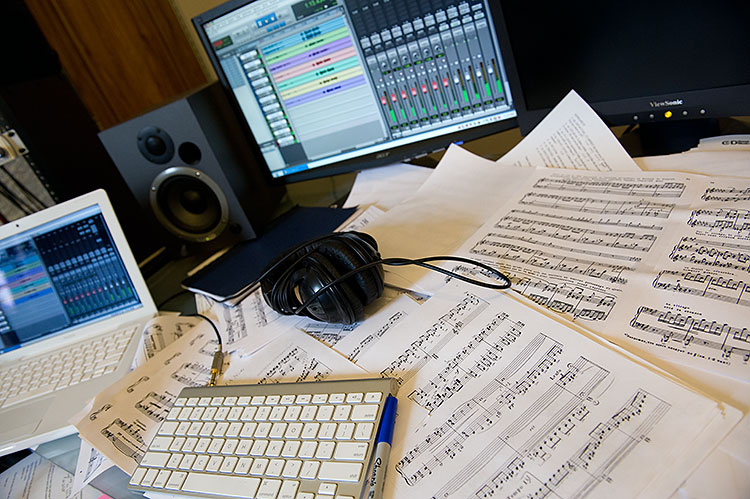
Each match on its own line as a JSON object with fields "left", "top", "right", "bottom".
{"left": 652, "top": 270, "right": 750, "bottom": 307}
{"left": 534, "top": 177, "right": 686, "bottom": 198}
{"left": 702, "top": 186, "right": 750, "bottom": 203}
{"left": 134, "top": 391, "right": 175, "bottom": 422}
{"left": 669, "top": 237, "right": 750, "bottom": 272}
{"left": 687, "top": 208, "right": 750, "bottom": 236}
{"left": 519, "top": 192, "right": 675, "bottom": 218}
{"left": 73, "top": 321, "right": 220, "bottom": 474}
{"left": 494, "top": 214, "right": 657, "bottom": 252}
{"left": 380, "top": 293, "right": 488, "bottom": 385}
{"left": 627, "top": 306, "right": 750, "bottom": 363}
{"left": 470, "top": 239, "right": 632, "bottom": 284}
{"left": 100, "top": 418, "right": 147, "bottom": 465}
{"left": 383, "top": 283, "right": 737, "bottom": 498}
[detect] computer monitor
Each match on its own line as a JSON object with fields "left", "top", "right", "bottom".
{"left": 495, "top": 1, "right": 750, "bottom": 153}
{"left": 193, "top": 0, "right": 517, "bottom": 182}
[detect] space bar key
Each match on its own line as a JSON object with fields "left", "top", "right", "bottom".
{"left": 182, "top": 472, "right": 261, "bottom": 498}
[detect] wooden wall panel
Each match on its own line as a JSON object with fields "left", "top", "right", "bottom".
{"left": 26, "top": 0, "right": 209, "bottom": 129}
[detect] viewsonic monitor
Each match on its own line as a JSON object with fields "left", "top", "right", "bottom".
{"left": 193, "top": 0, "right": 517, "bottom": 182}
{"left": 496, "top": 0, "right": 750, "bottom": 149}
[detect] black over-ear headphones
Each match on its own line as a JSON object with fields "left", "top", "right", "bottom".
{"left": 258, "top": 231, "right": 511, "bottom": 325}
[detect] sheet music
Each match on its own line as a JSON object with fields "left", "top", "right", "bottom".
{"left": 0, "top": 453, "right": 107, "bottom": 499}
{"left": 73, "top": 320, "right": 218, "bottom": 474}
{"left": 605, "top": 175, "right": 750, "bottom": 380}
{"left": 443, "top": 168, "right": 750, "bottom": 380}
{"left": 366, "top": 145, "right": 534, "bottom": 290}
{"left": 497, "top": 90, "right": 640, "bottom": 172}
{"left": 71, "top": 442, "right": 112, "bottom": 495}
{"left": 219, "top": 328, "right": 366, "bottom": 384}
{"left": 371, "top": 283, "right": 740, "bottom": 498}
{"left": 201, "top": 288, "right": 299, "bottom": 357}
{"left": 133, "top": 314, "right": 202, "bottom": 368}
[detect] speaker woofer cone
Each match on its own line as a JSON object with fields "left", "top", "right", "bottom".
{"left": 150, "top": 166, "right": 229, "bottom": 242}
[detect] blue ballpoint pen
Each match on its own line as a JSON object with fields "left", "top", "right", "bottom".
{"left": 368, "top": 395, "right": 397, "bottom": 499}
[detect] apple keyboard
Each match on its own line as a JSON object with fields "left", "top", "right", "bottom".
{"left": 128, "top": 377, "right": 397, "bottom": 499}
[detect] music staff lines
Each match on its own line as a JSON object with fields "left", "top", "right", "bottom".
{"left": 688, "top": 208, "right": 750, "bottom": 236}
{"left": 170, "top": 362, "right": 211, "bottom": 387}
{"left": 487, "top": 231, "right": 643, "bottom": 263}
{"left": 495, "top": 215, "right": 657, "bottom": 252}
{"left": 381, "top": 294, "right": 488, "bottom": 385}
{"left": 222, "top": 305, "right": 248, "bottom": 345}
{"left": 303, "top": 321, "right": 357, "bottom": 347}
{"left": 258, "top": 346, "right": 332, "bottom": 384}
{"left": 134, "top": 391, "right": 175, "bottom": 422}
{"left": 653, "top": 270, "right": 750, "bottom": 308}
{"left": 534, "top": 177, "right": 685, "bottom": 198}
{"left": 569, "top": 391, "right": 670, "bottom": 498}
{"left": 470, "top": 239, "right": 633, "bottom": 284}
{"left": 515, "top": 278, "right": 616, "bottom": 321}
{"left": 519, "top": 193, "right": 675, "bottom": 219}
{"left": 629, "top": 306, "right": 750, "bottom": 362}
{"left": 509, "top": 209, "right": 665, "bottom": 232}
{"left": 396, "top": 335, "right": 562, "bottom": 486}
{"left": 670, "top": 236, "right": 750, "bottom": 271}
{"left": 347, "top": 311, "right": 408, "bottom": 363}
{"left": 101, "top": 418, "right": 147, "bottom": 465}
{"left": 470, "top": 389, "right": 668, "bottom": 499}
{"left": 427, "top": 357, "right": 609, "bottom": 498}
{"left": 702, "top": 186, "right": 750, "bottom": 202}
{"left": 408, "top": 313, "right": 523, "bottom": 413}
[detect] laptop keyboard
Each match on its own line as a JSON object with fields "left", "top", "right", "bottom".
{"left": 0, "top": 325, "right": 137, "bottom": 408}
{"left": 128, "top": 378, "right": 397, "bottom": 499}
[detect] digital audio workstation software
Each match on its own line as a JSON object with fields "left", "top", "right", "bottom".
{"left": 0, "top": 206, "right": 140, "bottom": 352}
{"left": 199, "top": 0, "right": 516, "bottom": 179}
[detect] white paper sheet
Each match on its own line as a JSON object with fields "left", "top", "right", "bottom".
{"left": 0, "top": 452, "right": 107, "bottom": 499}
{"left": 342, "top": 163, "right": 433, "bottom": 210}
{"left": 365, "top": 145, "right": 533, "bottom": 289}
{"left": 220, "top": 328, "right": 366, "bottom": 384}
{"left": 362, "top": 282, "right": 741, "bottom": 498}
{"left": 71, "top": 442, "right": 112, "bottom": 496}
{"left": 498, "top": 90, "right": 640, "bottom": 171}
{"left": 73, "top": 321, "right": 218, "bottom": 474}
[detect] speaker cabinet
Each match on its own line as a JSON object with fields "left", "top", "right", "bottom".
{"left": 99, "top": 82, "right": 284, "bottom": 251}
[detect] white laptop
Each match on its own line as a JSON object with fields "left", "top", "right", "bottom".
{"left": 0, "top": 189, "right": 157, "bottom": 456}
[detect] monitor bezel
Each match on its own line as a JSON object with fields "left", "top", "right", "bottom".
{"left": 192, "top": 0, "right": 519, "bottom": 184}
{"left": 493, "top": 1, "right": 750, "bottom": 136}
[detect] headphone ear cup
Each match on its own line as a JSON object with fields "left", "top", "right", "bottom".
{"left": 294, "top": 252, "right": 362, "bottom": 324}
{"left": 316, "top": 237, "right": 383, "bottom": 308}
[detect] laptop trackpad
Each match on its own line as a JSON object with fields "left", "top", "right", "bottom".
{"left": 0, "top": 399, "right": 49, "bottom": 442}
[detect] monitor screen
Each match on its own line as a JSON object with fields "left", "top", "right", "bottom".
{"left": 0, "top": 205, "right": 141, "bottom": 353}
{"left": 193, "top": 0, "right": 517, "bottom": 182}
{"left": 496, "top": 0, "right": 750, "bottom": 134}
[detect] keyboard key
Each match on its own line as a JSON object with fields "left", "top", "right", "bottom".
{"left": 351, "top": 404, "right": 379, "bottom": 421}
{"left": 279, "top": 480, "right": 300, "bottom": 499}
{"left": 257, "top": 478, "right": 282, "bottom": 498}
{"left": 165, "top": 471, "right": 187, "bottom": 490}
{"left": 333, "top": 442, "right": 368, "bottom": 461}
{"left": 182, "top": 437, "right": 198, "bottom": 452}
{"left": 130, "top": 379, "right": 395, "bottom": 499}
{"left": 317, "top": 462, "right": 362, "bottom": 482}
{"left": 299, "top": 460, "right": 320, "bottom": 479}
{"left": 181, "top": 473, "right": 260, "bottom": 497}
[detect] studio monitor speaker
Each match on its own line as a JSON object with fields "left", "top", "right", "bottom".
{"left": 99, "top": 82, "right": 284, "bottom": 250}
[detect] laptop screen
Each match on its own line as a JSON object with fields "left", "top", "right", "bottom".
{"left": 0, "top": 204, "right": 142, "bottom": 354}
